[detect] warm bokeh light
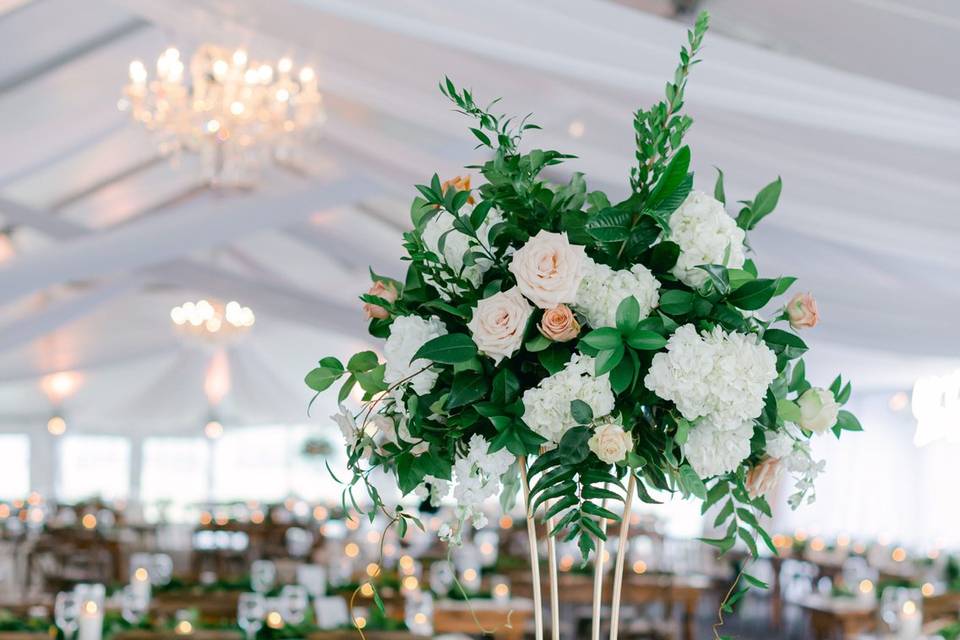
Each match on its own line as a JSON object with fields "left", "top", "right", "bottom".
{"left": 399, "top": 555, "right": 415, "bottom": 573}
{"left": 134, "top": 567, "right": 149, "bottom": 582}
{"left": 499, "top": 515, "right": 513, "bottom": 529}
{"left": 199, "top": 512, "right": 212, "bottom": 526}
{"left": 41, "top": 371, "right": 82, "bottom": 404}
{"left": 859, "top": 579, "right": 874, "bottom": 594}
{"left": 344, "top": 543, "right": 360, "bottom": 558}
{"left": 204, "top": 420, "right": 224, "bottom": 439}
{"left": 250, "top": 510, "right": 265, "bottom": 524}
{"left": 81, "top": 514, "right": 97, "bottom": 529}
{"left": 633, "top": 560, "right": 648, "bottom": 574}
{"left": 365, "top": 563, "right": 380, "bottom": 577}
{"left": 47, "top": 415, "right": 66, "bottom": 436}
{"left": 354, "top": 616, "right": 367, "bottom": 630}
{"left": 922, "top": 582, "right": 935, "bottom": 597}
{"left": 493, "top": 583, "right": 510, "bottom": 598}
{"left": 902, "top": 600, "right": 917, "bottom": 615}
{"left": 174, "top": 621, "right": 192, "bottom": 635}
{"left": 892, "top": 547, "right": 907, "bottom": 562}
{"left": 266, "top": 612, "right": 283, "bottom": 629}
{"left": 402, "top": 576, "right": 419, "bottom": 591}
{"left": 359, "top": 582, "right": 374, "bottom": 597}
{"left": 463, "top": 568, "right": 478, "bottom": 582}
{"left": 810, "top": 537, "right": 826, "bottom": 551}
{"left": 83, "top": 601, "right": 98, "bottom": 615}
{"left": 313, "top": 505, "right": 328, "bottom": 520}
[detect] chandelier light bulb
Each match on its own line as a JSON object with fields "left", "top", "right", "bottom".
{"left": 204, "top": 420, "right": 224, "bottom": 439}
{"left": 172, "top": 299, "right": 255, "bottom": 342}
{"left": 229, "top": 101, "right": 245, "bottom": 116}
{"left": 164, "top": 47, "right": 180, "bottom": 61}
{"left": 129, "top": 60, "right": 147, "bottom": 84}
{"left": 277, "top": 57, "right": 293, "bottom": 74}
{"left": 212, "top": 59, "right": 229, "bottom": 79}
{"left": 257, "top": 64, "right": 273, "bottom": 83}
{"left": 298, "top": 66, "right": 315, "bottom": 83}
{"left": 232, "top": 49, "right": 248, "bottom": 66}
{"left": 275, "top": 88, "right": 290, "bottom": 103}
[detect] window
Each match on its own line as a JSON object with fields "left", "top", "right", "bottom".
{"left": 0, "top": 434, "right": 29, "bottom": 499}
{"left": 141, "top": 438, "right": 209, "bottom": 512}
{"left": 210, "top": 425, "right": 345, "bottom": 502}
{"left": 58, "top": 436, "right": 130, "bottom": 502}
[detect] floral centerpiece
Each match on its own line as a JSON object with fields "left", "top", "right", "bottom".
{"left": 306, "top": 12, "right": 860, "bottom": 639}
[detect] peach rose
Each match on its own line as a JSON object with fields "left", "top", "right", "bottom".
{"left": 746, "top": 456, "right": 782, "bottom": 498}
{"left": 363, "top": 280, "right": 398, "bottom": 320}
{"left": 441, "top": 175, "right": 475, "bottom": 205}
{"left": 509, "top": 230, "right": 586, "bottom": 309}
{"left": 588, "top": 420, "right": 633, "bottom": 464}
{"left": 539, "top": 304, "right": 580, "bottom": 342}
{"left": 467, "top": 287, "right": 533, "bottom": 364}
{"left": 786, "top": 292, "right": 819, "bottom": 330}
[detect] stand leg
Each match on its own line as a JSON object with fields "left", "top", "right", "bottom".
{"left": 608, "top": 473, "right": 636, "bottom": 640}
{"left": 518, "top": 456, "right": 544, "bottom": 640}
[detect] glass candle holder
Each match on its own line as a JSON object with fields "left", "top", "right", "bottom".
{"left": 405, "top": 592, "right": 434, "bottom": 636}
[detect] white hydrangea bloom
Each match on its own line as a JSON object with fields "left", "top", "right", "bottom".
{"left": 420, "top": 207, "right": 503, "bottom": 299}
{"left": 669, "top": 191, "right": 746, "bottom": 287}
{"left": 683, "top": 419, "right": 753, "bottom": 478}
{"left": 644, "top": 324, "right": 777, "bottom": 431}
{"left": 522, "top": 353, "right": 616, "bottom": 444}
{"left": 384, "top": 315, "right": 448, "bottom": 395}
{"left": 574, "top": 257, "right": 660, "bottom": 329}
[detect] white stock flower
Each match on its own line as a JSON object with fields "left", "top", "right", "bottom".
{"left": 588, "top": 417, "right": 633, "bottom": 464}
{"left": 645, "top": 324, "right": 777, "bottom": 430}
{"left": 441, "top": 434, "right": 514, "bottom": 545}
{"left": 683, "top": 419, "right": 753, "bottom": 478}
{"left": 421, "top": 207, "right": 502, "bottom": 299}
{"left": 467, "top": 287, "right": 533, "bottom": 363}
{"left": 574, "top": 257, "right": 660, "bottom": 329}
{"left": 522, "top": 353, "right": 616, "bottom": 444}
{"left": 332, "top": 405, "right": 356, "bottom": 442}
{"left": 383, "top": 315, "right": 448, "bottom": 395}
{"left": 509, "top": 230, "right": 586, "bottom": 309}
{"left": 764, "top": 430, "right": 796, "bottom": 459}
{"left": 669, "top": 191, "right": 746, "bottom": 287}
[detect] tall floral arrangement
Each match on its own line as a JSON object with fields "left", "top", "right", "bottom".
{"left": 307, "top": 12, "right": 860, "bottom": 638}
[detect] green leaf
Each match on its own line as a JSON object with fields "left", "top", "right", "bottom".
{"left": 337, "top": 375, "right": 356, "bottom": 404}
{"left": 835, "top": 409, "right": 862, "bottom": 432}
{"left": 777, "top": 399, "right": 801, "bottom": 423}
{"left": 609, "top": 356, "right": 634, "bottom": 394}
{"left": 615, "top": 296, "right": 640, "bottom": 334}
{"left": 491, "top": 369, "right": 520, "bottom": 405}
{"left": 347, "top": 351, "right": 379, "bottom": 373}
{"left": 658, "top": 290, "right": 694, "bottom": 315}
{"left": 626, "top": 330, "right": 668, "bottom": 351}
{"left": 696, "top": 264, "right": 730, "bottom": 295}
{"left": 648, "top": 241, "right": 680, "bottom": 273}
{"left": 678, "top": 465, "right": 707, "bottom": 499}
{"left": 728, "top": 278, "right": 778, "bottom": 310}
{"left": 446, "top": 372, "right": 489, "bottom": 409}
{"left": 713, "top": 167, "right": 726, "bottom": 204}
{"left": 412, "top": 333, "right": 477, "bottom": 364}
{"left": 647, "top": 146, "right": 691, "bottom": 209}
{"left": 570, "top": 400, "right": 594, "bottom": 425}
{"left": 764, "top": 329, "right": 808, "bottom": 357}
{"left": 525, "top": 333, "right": 551, "bottom": 353}
{"left": 773, "top": 276, "right": 797, "bottom": 296}
{"left": 305, "top": 366, "right": 344, "bottom": 392}
{"left": 558, "top": 426, "right": 592, "bottom": 465}
{"left": 595, "top": 343, "right": 625, "bottom": 376}
{"left": 748, "top": 177, "right": 782, "bottom": 229}
{"left": 539, "top": 347, "right": 569, "bottom": 375}
{"left": 585, "top": 208, "right": 631, "bottom": 242}
{"left": 354, "top": 364, "right": 387, "bottom": 394}
{"left": 581, "top": 327, "right": 622, "bottom": 351}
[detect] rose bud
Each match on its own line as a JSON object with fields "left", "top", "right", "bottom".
{"left": 538, "top": 304, "right": 580, "bottom": 342}
{"left": 362, "top": 280, "right": 398, "bottom": 320}
{"left": 786, "top": 292, "right": 819, "bottom": 330}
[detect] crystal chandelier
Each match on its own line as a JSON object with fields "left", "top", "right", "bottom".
{"left": 120, "top": 45, "right": 325, "bottom": 186}
{"left": 171, "top": 299, "right": 255, "bottom": 343}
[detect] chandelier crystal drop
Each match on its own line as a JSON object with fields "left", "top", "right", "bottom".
{"left": 171, "top": 299, "right": 255, "bottom": 343}
{"left": 120, "top": 45, "right": 325, "bottom": 187}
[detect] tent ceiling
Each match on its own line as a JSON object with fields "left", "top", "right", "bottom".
{"left": 0, "top": 0, "right": 957, "bottom": 432}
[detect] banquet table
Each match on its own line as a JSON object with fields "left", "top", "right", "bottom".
{"left": 799, "top": 595, "right": 877, "bottom": 639}
{"left": 511, "top": 572, "right": 709, "bottom": 640}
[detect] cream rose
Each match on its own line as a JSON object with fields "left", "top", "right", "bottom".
{"left": 539, "top": 304, "right": 580, "bottom": 342}
{"left": 787, "top": 292, "right": 819, "bottom": 330}
{"left": 746, "top": 456, "right": 782, "bottom": 498}
{"left": 468, "top": 287, "right": 533, "bottom": 364}
{"left": 588, "top": 420, "right": 633, "bottom": 464}
{"left": 796, "top": 388, "right": 840, "bottom": 434}
{"left": 509, "top": 230, "right": 586, "bottom": 309}
{"left": 363, "top": 280, "right": 398, "bottom": 320}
